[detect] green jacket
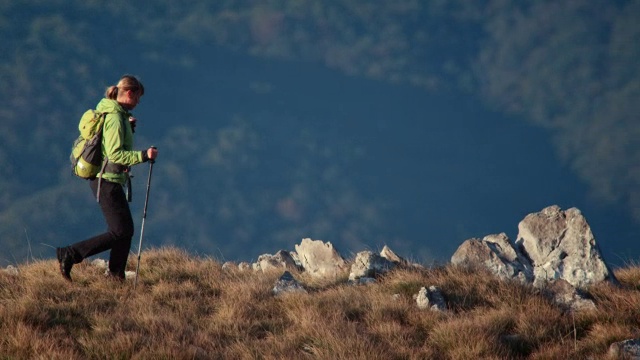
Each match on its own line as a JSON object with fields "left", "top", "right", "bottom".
{"left": 96, "top": 98, "right": 145, "bottom": 185}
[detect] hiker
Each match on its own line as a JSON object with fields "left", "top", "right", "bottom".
{"left": 57, "top": 75, "right": 158, "bottom": 281}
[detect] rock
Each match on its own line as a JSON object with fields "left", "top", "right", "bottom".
{"left": 221, "top": 261, "right": 236, "bottom": 271}
{"left": 253, "top": 250, "right": 298, "bottom": 273}
{"left": 544, "top": 279, "right": 596, "bottom": 312}
{"left": 272, "top": 271, "right": 307, "bottom": 295}
{"left": 238, "top": 262, "right": 251, "bottom": 271}
{"left": 380, "top": 245, "right": 407, "bottom": 266}
{"left": 95, "top": 259, "right": 134, "bottom": 279}
{"left": 451, "top": 206, "right": 617, "bottom": 290}
{"left": 516, "top": 205, "right": 617, "bottom": 288}
{"left": 91, "top": 259, "right": 108, "bottom": 270}
{"left": 379, "top": 245, "right": 423, "bottom": 268}
{"left": 451, "top": 233, "right": 533, "bottom": 284}
{"left": 3, "top": 265, "right": 19, "bottom": 276}
{"left": 348, "top": 251, "right": 396, "bottom": 281}
{"left": 294, "top": 238, "right": 347, "bottom": 278}
{"left": 289, "top": 251, "right": 302, "bottom": 268}
{"left": 608, "top": 339, "right": 640, "bottom": 359}
{"left": 416, "top": 286, "right": 447, "bottom": 312}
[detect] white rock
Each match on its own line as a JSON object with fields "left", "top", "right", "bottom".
{"left": 295, "top": 238, "right": 346, "bottom": 278}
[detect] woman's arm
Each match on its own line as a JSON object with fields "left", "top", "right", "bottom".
{"left": 102, "top": 112, "right": 144, "bottom": 166}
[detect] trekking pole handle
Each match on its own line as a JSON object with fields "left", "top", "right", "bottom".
{"left": 148, "top": 146, "right": 157, "bottom": 164}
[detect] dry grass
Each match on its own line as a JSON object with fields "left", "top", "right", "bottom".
{"left": 1, "top": 246, "right": 640, "bottom": 359}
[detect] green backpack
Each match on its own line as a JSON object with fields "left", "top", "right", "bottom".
{"left": 70, "top": 109, "right": 112, "bottom": 179}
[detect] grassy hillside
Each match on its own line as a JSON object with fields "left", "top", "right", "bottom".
{"left": 1, "top": 247, "right": 639, "bottom": 359}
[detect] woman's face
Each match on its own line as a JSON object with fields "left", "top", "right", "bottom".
{"left": 121, "top": 90, "right": 142, "bottom": 110}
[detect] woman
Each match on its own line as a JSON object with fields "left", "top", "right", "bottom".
{"left": 57, "top": 75, "right": 158, "bottom": 281}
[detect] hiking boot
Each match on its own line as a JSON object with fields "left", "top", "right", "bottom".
{"left": 56, "top": 247, "right": 74, "bottom": 282}
{"left": 104, "top": 270, "right": 125, "bottom": 282}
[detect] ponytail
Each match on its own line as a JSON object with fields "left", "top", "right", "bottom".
{"left": 105, "top": 85, "right": 119, "bottom": 99}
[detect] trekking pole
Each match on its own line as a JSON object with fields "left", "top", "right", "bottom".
{"left": 134, "top": 147, "right": 156, "bottom": 290}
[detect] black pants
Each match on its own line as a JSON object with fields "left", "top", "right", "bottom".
{"left": 68, "top": 178, "right": 134, "bottom": 276}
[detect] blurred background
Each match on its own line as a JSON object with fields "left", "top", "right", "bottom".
{"left": 1, "top": 1, "right": 638, "bottom": 266}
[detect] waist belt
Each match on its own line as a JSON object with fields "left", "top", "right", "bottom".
{"left": 104, "top": 162, "right": 128, "bottom": 174}
{"left": 95, "top": 159, "right": 130, "bottom": 203}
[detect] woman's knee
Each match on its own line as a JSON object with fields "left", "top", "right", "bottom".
{"left": 110, "top": 222, "right": 134, "bottom": 239}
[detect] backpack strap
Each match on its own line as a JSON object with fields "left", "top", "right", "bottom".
{"left": 95, "top": 110, "right": 124, "bottom": 203}
{"left": 96, "top": 158, "right": 109, "bottom": 203}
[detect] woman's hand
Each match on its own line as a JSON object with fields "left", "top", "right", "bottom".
{"left": 147, "top": 147, "right": 158, "bottom": 160}
{"left": 129, "top": 116, "right": 137, "bottom": 133}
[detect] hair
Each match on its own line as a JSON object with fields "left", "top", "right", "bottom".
{"left": 105, "top": 74, "right": 145, "bottom": 99}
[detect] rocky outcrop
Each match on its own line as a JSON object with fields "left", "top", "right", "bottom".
{"left": 348, "top": 251, "right": 396, "bottom": 281}
{"left": 451, "top": 233, "right": 533, "bottom": 284}
{"left": 516, "top": 205, "right": 617, "bottom": 288}
{"left": 252, "top": 250, "right": 299, "bottom": 273}
{"left": 452, "top": 206, "right": 617, "bottom": 290}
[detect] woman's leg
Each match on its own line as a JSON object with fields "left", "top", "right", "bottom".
{"left": 62, "top": 179, "right": 134, "bottom": 278}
